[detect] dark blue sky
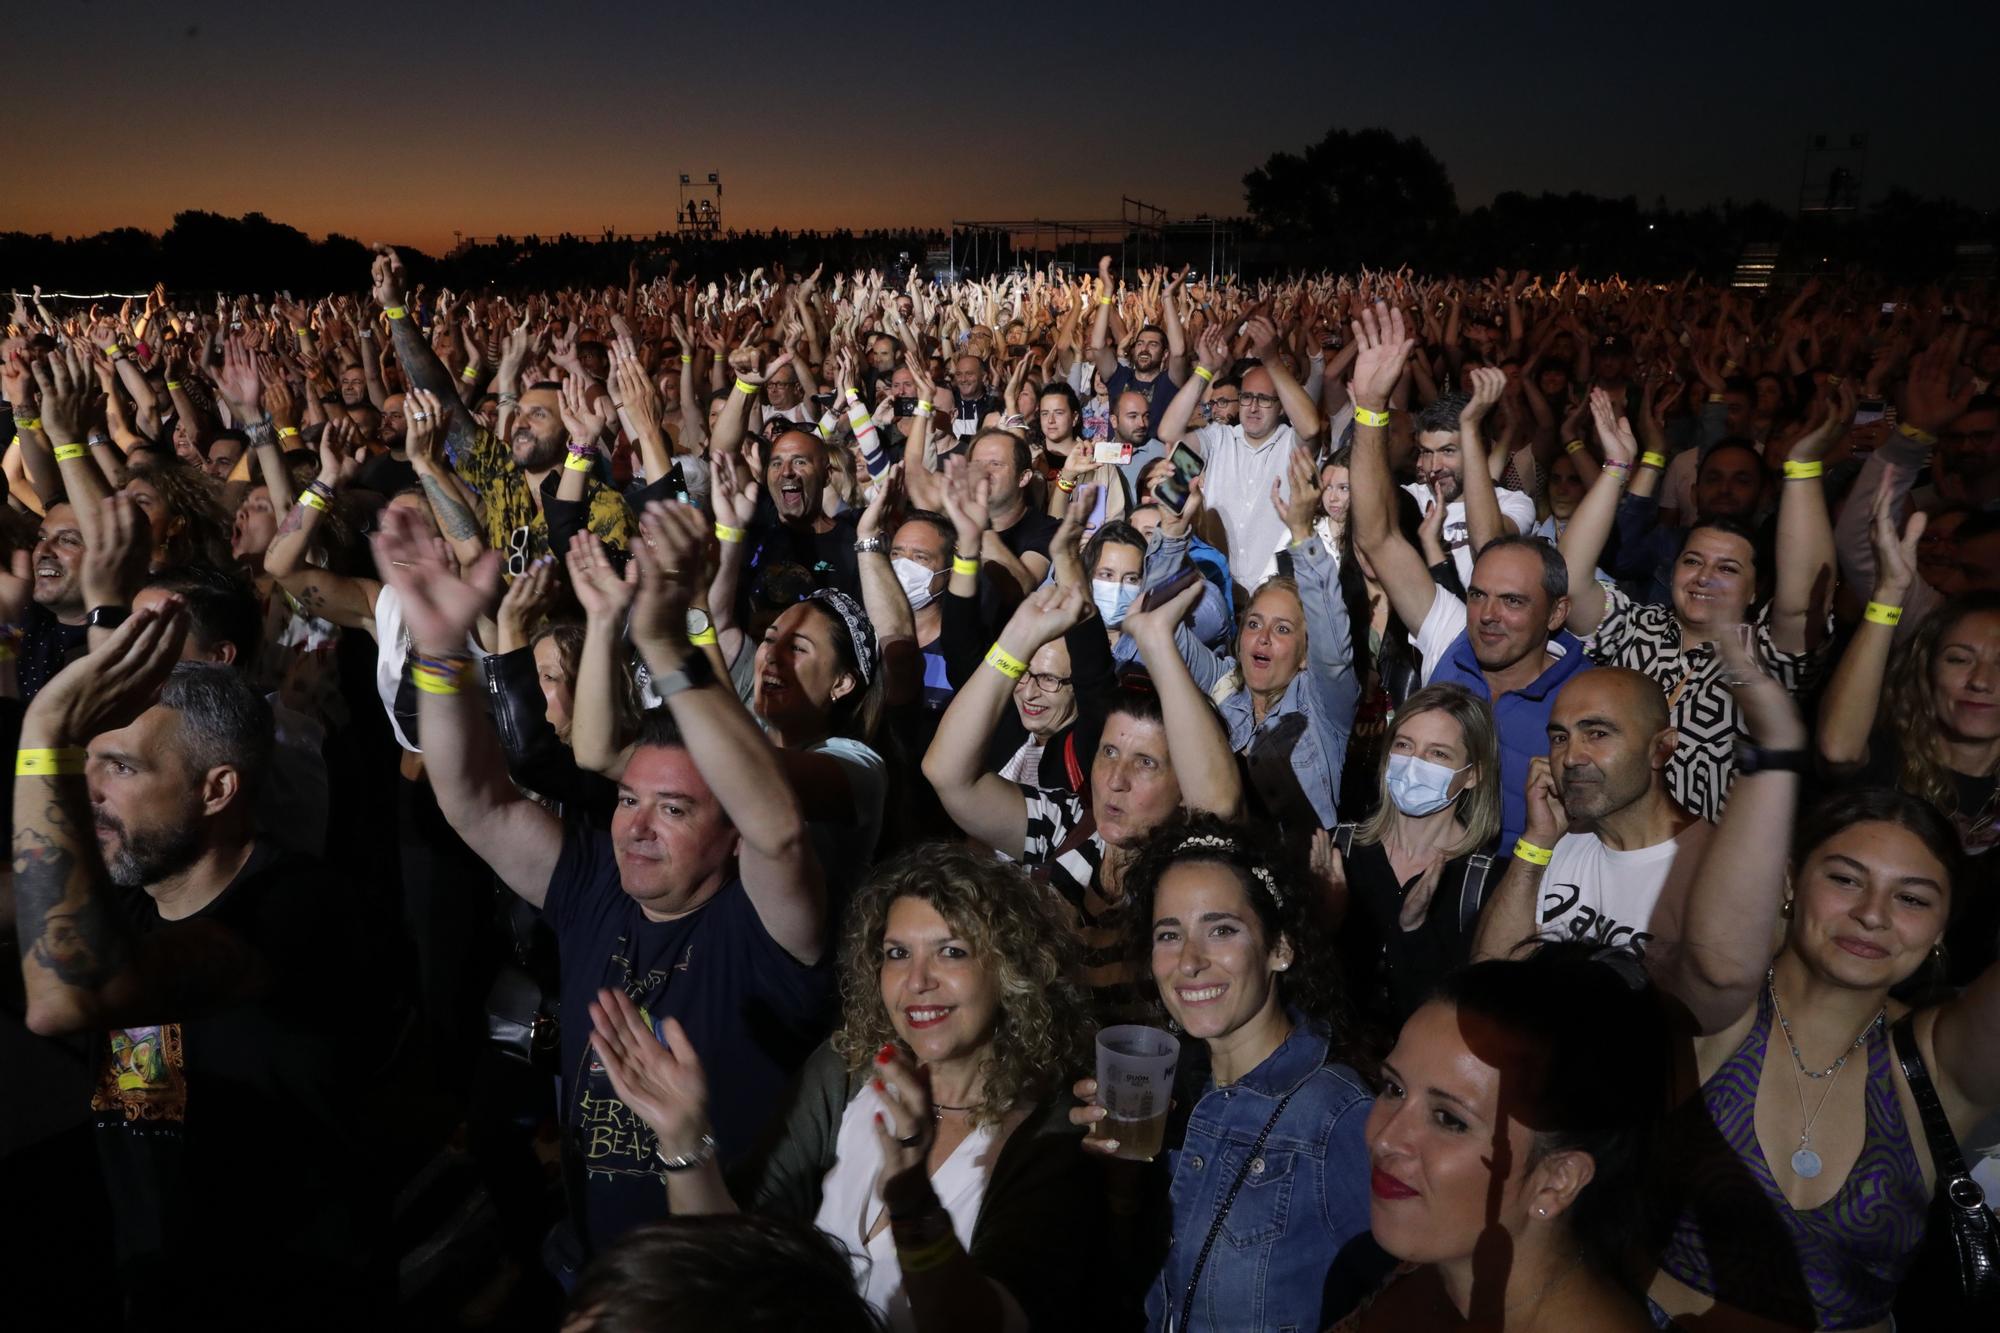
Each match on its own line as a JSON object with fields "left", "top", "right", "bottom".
{"left": 19, "top": 0, "right": 1996, "bottom": 251}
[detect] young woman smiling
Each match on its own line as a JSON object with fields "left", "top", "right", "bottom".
{"left": 587, "top": 845, "right": 1097, "bottom": 1333}
{"left": 1070, "top": 813, "right": 1382, "bottom": 1332}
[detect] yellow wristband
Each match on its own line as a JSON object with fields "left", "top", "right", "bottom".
{"left": 1098, "top": 297, "right": 1112, "bottom": 306}
{"left": 383, "top": 305, "right": 408, "bottom": 320}
{"left": 166, "top": 380, "right": 183, "bottom": 390}
{"left": 714, "top": 521, "right": 746, "bottom": 544}
{"left": 461, "top": 364, "right": 479, "bottom": 382}
{"left": 1707, "top": 393, "right": 1726, "bottom": 404}
{"left": 16, "top": 748, "right": 88, "bottom": 776}
{"left": 16, "top": 416, "right": 42, "bottom": 431}
{"left": 1352, "top": 405, "right": 1390, "bottom": 429}
{"left": 952, "top": 556, "right": 980, "bottom": 577}
{"left": 278, "top": 426, "right": 300, "bottom": 439}
{"left": 733, "top": 378, "right": 758, "bottom": 396}
{"left": 1782, "top": 459, "right": 1823, "bottom": 480}
{"left": 985, "top": 643, "right": 1028, "bottom": 681}
{"left": 916, "top": 399, "right": 933, "bottom": 412}
{"left": 688, "top": 627, "right": 719, "bottom": 647}
{"left": 1057, "top": 476, "right": 1077, "bottom": 492}
{"left": 679, "top": 354, "right": 692, "bottom": 364}
{"left": 1193, "top": 365, "right": 1215, "bottom": 383}
{"left": 294, "top": 327, "right": 309, "bottom": 336}
{"left": 1897, "top": 423, "right": 1936, "bottom": 446}
{"left": 563, "top": 452, "right": 595, "bottom": 472}
{"left": 413, "top": 666, "right": 467, "bottom": 696}
{"left": 1640, "top": 451, "right": 1667, "bottom": 469}
{"left": 1565, "top": 439, "right": 1586, "bottom": 455}
{"left": 107, "top": 343, "right": 123, "bottom": 356}
{"left": 298, "top": 489, "right": 329, "bottom": 512}
{"left": 53, "top": 444, "right": 87, "bottom": 462}
{"left": 1512, "top": 838, "right": 1555, "bottom": 866}
{"left": 1863, "top": 601, "right": 1903, "bottom": 627}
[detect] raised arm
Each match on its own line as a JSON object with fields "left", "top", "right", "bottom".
{"left": 1817, "top": 473, "right": 1922, "bottom": 770}
{"left": 1455, "top": 365, "right": 1512, "bottom": 553}
{"left": 1159, "top": 267, "right": 1191, "bottom": 385}
{"left": 1559, "top": 388, "right": 1640, "bottom": 636}
{"left": 372, "top": 246, "right": 484, "bottom": 466}
{"left": 1349, "top": 303, "right": 1441, "bottom": 632}
{"left": 1247, "top": 316, "right": 1322, "bottom": 440}
{"left": 1157, "top": 323, "right": 1222, "bottom": 448}
{"left": 920, "top": 583, "right": 1090, "bottom": 858}
{"left": 1769, "top": 382, "right": 1845, "bottom": 655}
{"left": 1469, "top": 754, "right": 1568, "bottom": 962}
{"left": 1277, "top": 448, "right": 1360, "bottom": 785}
{"left": 1120, "top": 576, "right": 1244, "bottom": 819}
{"left": 629, "top": 501, "right": 824, "bottom": 964}
{"left": 265, "top": 424, "right": 380, "bottom": 633}
{"left": 566, "top": 533, "right": 641, "bottom": 779}
{"left": 854, "top": 466, "right": 921, "bottom": 707}
{"left": 1654, "top": 635, "right": 1808, "bottom": 1033}
{"left": 1086, "top": 257, "right": 1119, "bottom": 382}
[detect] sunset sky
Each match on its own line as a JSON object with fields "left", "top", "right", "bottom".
{"left": 17, "top": 0, "right": 1996, "bottom": 255}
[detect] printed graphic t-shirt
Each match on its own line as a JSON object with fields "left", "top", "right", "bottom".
{"left": 1536, "top": 820, "right": 1713, "bottom": 960}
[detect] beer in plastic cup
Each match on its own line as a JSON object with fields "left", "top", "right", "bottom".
{"left": 1094, "top": 1024, "right": 1179, "bottom": 1161}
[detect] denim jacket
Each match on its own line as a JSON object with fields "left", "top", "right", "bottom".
{"left": 1145, "top": 1015, "right": 1377, "bottom": 1333}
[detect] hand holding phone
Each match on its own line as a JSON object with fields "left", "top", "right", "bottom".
{"left": 1137, "top": 564, "right": 1201, "bottom": 614}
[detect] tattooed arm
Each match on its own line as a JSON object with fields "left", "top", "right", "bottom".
{"left": 404, "top": 386, "right": 490, "bottom": 571}
{"left": 13, "top": 603, "right": 267, "bottom": 1035}
{"left": 373, "top": 246, "right": 486, "bottom": 468}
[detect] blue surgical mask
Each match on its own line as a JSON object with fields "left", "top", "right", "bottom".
{"left": 1092, "top": 578, "right": 1139, "bottom": 627}
{"left": 1385, "top": 753, "right": 1469, "bottom": 817}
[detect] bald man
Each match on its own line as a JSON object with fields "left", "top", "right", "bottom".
{"left": 1472, "top": 667, "right": 1715, "bottom": 963}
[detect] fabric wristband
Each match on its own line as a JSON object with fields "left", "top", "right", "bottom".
{"left": 461, "top": 365, "right": 479, "bottom": 382}
{"left": 679, "top": 354, "right": 692, "bottom": 364}
{"left": 1707, "top": 393, "right": 1726, "bottom": 404}
{"left": 53, "top": 444, "right": 87, "bottom": 462}
{"left": 1512, "top": 838, "right": 1555, "bottom": 866}
{"left": 952, "top": 556, "right": 980, "bottom": 577}
{"left": 17, "top": 748, "right": 87, "bottom": 776}
{"left": 1863, "top": 601, "right": 1904, "bottom": 627}
{"left": 733, "top": 378, "right": 758, "bottom": 396}
{"left": 1601, "top": 459, "right": 1632, "bottom": 477}
{"left": 1352, "top": 406, "right": 1390, "bottom": 429}
{"left": 714, "top": 521, "right": 746, "bottom": 544}
{"left": 411, "top": 653, "right": 472, "bottom": 696}
{"left": 1897, "top": 423, "right": 1936, "bottom": 446}
{"left": 563, "top": 452, "right": 595, "bottom": 473}
{"left": 1565, "top": 439, "right": 1586, "bottom": 455}
{"left": 1098, "top": 297, "right": 1112, "bottom": 306}
{"left": 1193, "top": 365, "right": 1215, "bottom": 383}
{"left": 278, "top": 426, "right": 300, "bottom": 439}
{"left": 1782, "top": 460, "right": 1823, "bottom": 480}
{"left": 1057, "top": 476, "right": 1077, "bottom": 493}
{"left": 984, "top": 643, "right": 1027, "bottom": 680}
{"left": 298, "top": 489, "right": 329, "bottom": 513}
{"left": 384, "top": 305, "right": 408, "bottom": 320}
{"left": 166, "top": 380, "right": 183, "bottom": 390}
{"left": 1641, "top": 451, "right": 1667, "bottom": 469}
{"left": 15, "top": 416, "right": 42, "bottom": 431}
{"left": 688, "top": 627, "right": 719, "bottom": 647}
{"left": 896, "top": 1232, "right": 960, "bottom": 1275}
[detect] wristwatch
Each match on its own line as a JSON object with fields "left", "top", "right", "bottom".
{"left": 656, "top": 1132, "right": 718, "bottom": 1173}
{"left": 86, "top": 605, "right": 131, "bottom": 630}
{"left": 852, "top": 536, "right": 886, "bottom": 554}
{"left": 1733, "top": 738, "right": 1810, "bottom": 776}
{"left": 685, "top": 609, "right": 712, "bottom": 639}
{"left": 652, "top": 648, "right": 715, "bottom": 701}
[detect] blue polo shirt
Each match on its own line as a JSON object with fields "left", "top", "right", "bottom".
{"left": 1426, "top": 627, "right": 1593, "bottom": 850}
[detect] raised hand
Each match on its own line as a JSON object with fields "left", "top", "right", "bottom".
{"left": 1866, "top": 466, "right": 1925, "bottom": 600}
{"left": 557, "top": 375, "right": 613, "bottom": 448}
{"left": 496, "top": 553, "right": 559, "bottom": 649}
{"left": 1272, "top": 444, "right": 1322, "bottom": 543}
{"left": 709, "top": 447, "right": 761, "bottom": 530}
{"left": 80, "top": 493, "right": 153, "bottom": 612}
{"left": 629, "top": 501, "right": 708, "bottom": 663}
{"left": 1522, "top": 755, "right": 1566, "bottom": 848}
{"left": 870, "top": 1043, "right": 939, "bottom": 1208}
{"left": 1788, "top": 378, "right": 1856, "bottom": 465}
{"left": 567, "top": 531, "right": 636, "bottom": 624}
{"left": 1900, "top": 340, "right": 1972, "bottom": 436}
{"left": 28, "top": 597, "right": 191, "bottom": 740}
{"left": 1193, "top": 323, "right": 1231, "bottom": 378}
{"left": 1586, "top": 387, "right": 1637, "bottom": 466}
{"left": 404, "top": 387, "right": 447, "bottom": 468}
{"left": 999, "top": 578, "right": 1091, "bottom": 653}
{"left": 370, "top": 244, "right": 409, "bottom": 310}
{"left": 1713, "top": 619, "right": 1807, "bottom": 750}
{"left": 856, "top": 462, "right": 901, "bottom": 543}
{"left": 371, "top": 503, "right": 500, "bottom": 656}
{"left": 1462, "top": 364, "right": 1506, "bottom": 423}
{"left": 588, "top": 990, "right": 712, "bottom": 1158}
{"left": 1349, "top": 302, "right": 1413, "bottom": 410}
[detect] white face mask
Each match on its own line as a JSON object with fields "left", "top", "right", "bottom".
{"left": 1092, "top": 578, "right": 1139, "bottom": 627}
{"left": 1384, "top": 752, "right": 1470, "bottom": 817}
{"left": 892, "top": 557, "right": 943, "bottom": 611}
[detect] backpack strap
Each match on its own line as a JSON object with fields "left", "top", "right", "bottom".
{"left": 1458, "top": 854, "right": 1495, "bottom": 935}
{"left": 1332, "top": 822, "right": 1358, "bottom": 859}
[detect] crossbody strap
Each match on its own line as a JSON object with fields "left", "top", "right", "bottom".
{"left": 1891, "top": 1013, "right": 1972, "bottom": 1181}
{"left": 1458, "top": 854, "right": 1494, "bottom": 934}
{"left": 1174, "top": 1073, "right": 1313, "bottom": 1333}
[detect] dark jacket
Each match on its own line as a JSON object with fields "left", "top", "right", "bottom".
{"left": 481, "top": 646, "right": 616, "bottom": 826}
{"left": 730, "top": 1042, "right": 1105, "bottom": 1330}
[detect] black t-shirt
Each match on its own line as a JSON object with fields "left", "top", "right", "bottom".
{"left": 746, "top": 510, "right": 862, "bottom": 600}
{"left": 354, "top": 450, "right": 418, "bottom": 498}
{"left": 1105, "top": 364, "right": 1181, "bottom": 436}
{"left": 93, "top": 841, "right": 384, "bottom": 1317}
{"left": 544, "top": 820, "right": 834, "bottom": 1252}
{"left": 1334, "top": 839, "right": 1493, "bottom": 1030}
{"left": 995, "top": 508, "right": 1060, "bottom": 565}
{"left": 18, "top": 601, "right": 89, "bottom": 702}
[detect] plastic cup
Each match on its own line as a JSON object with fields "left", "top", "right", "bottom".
{"left": 1094, "top": 1024, "right": 1179, "bottom": 1161}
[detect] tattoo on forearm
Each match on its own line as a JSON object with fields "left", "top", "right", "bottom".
{"left": 13, "top": 799, "right": 124, "bottom": 989}
{"left": 243, "top": 418, "right": 276, "bottom": 450}
{"left": 276, "top": 503, "right": 307, "bottom": 537}
{"left": 420, "top": 474, "right": 481, "bottom": 542}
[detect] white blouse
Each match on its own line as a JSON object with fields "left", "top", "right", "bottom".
{"left": 810, "top": 1083, "right": 1026, "bottom": 1332}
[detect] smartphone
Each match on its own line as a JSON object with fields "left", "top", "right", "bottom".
{"left": 1880, "top": 302, "right": 1898, "bottom": 314}
{"left": 1094, "top": 440, "right": 1134, "bottom": 465}
{"left": 893, "top": 396, "right": 919, "bottom": 417}
{"left": 1137, "top": 565, "right": 1201, "bottom": 614}
{"left": 1854, "top": 397, "right": 1887, "bottom": 426}
{"left": 810, "top": 392, "right": 835, "bottom": 411}
{"left": 1154, "top": 442, "right": 1206, "bottom": 513}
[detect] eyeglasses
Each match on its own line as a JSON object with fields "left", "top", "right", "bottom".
{"left": 1021, "top": 671, "right": 1072, "bottom": 693}
{"left": 505, "top": 523, "right": 532, "bottom": 578}
{"left": 1238, "top": 393, "right": 1280, "bottom": 409}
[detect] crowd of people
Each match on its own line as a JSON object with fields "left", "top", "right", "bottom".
{"left": 1, "top": 251, "right": 1996, "bottom": 1332}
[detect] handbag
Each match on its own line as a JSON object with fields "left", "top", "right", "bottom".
{"left": 486, "top": 895, "right": 560, "bottom": 1073}
{"left": 1889, "top": 1014, "right": 2000, "bottom": 1322}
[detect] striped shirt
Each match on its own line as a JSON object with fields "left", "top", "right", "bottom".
{"left": 1017, "top": 785, "right": 1150, "bottom": 1024}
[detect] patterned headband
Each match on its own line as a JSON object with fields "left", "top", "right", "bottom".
{"left": 804, "top": 589, "right": 876, "bottom": 687}
{"left": 1173, "top": 833, "right": 1285, "bottom": 908}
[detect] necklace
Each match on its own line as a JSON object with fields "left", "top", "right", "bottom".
{"left": 1765, "top": 968, "right": 1883, "bottom": 1179}
{"left": 930, "top": 1101, "right": 973, "bottom": 1120}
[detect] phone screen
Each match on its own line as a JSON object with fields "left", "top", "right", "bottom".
{"left": 1094, "top": 440, "right": 1134, "bottom": 466}
{"left": 1854, "top": 397, "right": 1887, "bottom": 426}
{"left": 1138, "top": 565, "right": 1201, "bottom": 613}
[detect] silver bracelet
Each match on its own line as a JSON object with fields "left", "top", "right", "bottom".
{"left": 656, "top": 1132, "right": 717, "bottom": 1173}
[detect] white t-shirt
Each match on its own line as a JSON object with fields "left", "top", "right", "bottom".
{"left": 1413, "top": 583, "right": 1469, "bottom": 683}
{"left": 1401, "top": 482, "right": 1540, "bottom": 585}
{"left": 1191, "top": 420, "right": 1301, "bottom": 589}
{"left": 1536, "top": 819, "right": 1713, "bottom": 960}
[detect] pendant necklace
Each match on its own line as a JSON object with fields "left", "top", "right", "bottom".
{"left": 1766, "top": 968, "right": 1883, "bottom": 1179}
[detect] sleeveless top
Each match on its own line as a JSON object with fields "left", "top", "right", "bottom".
{"left": 1655, "top": 987, "right": 1930, "bottom": 1330}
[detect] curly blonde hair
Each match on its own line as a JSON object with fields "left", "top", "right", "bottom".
{"left": 832, "top": 845, "right": 1090, "bottom": 1127}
